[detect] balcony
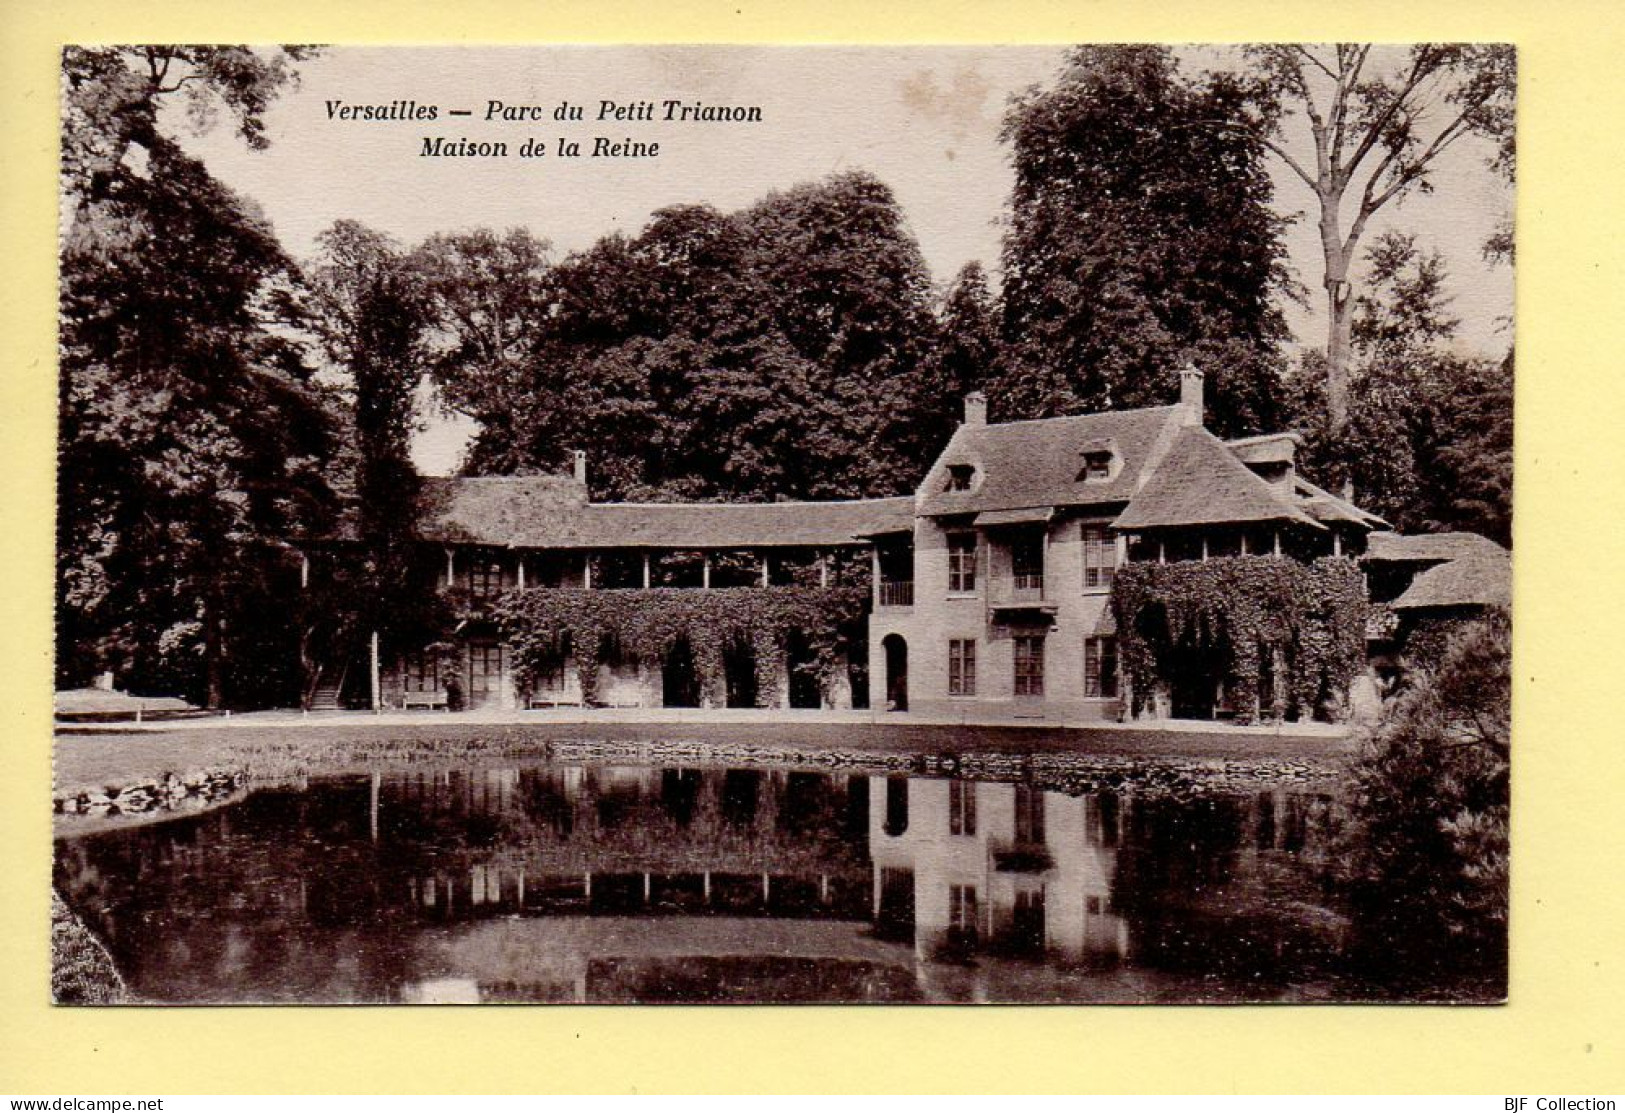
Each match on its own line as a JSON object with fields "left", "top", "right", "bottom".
{"left": 989, "top": 574, "right": 1057, "bottom": 617}
{"left": 878, "top": 580, "right": 914, "bottom": 608}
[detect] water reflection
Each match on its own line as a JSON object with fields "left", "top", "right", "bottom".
{"left": 55, "top": 763, "right": 1346, "bottom": 1004}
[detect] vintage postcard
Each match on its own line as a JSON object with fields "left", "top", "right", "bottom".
{"left": 51, "top": 44, "right": 1513, "bottom": 1008}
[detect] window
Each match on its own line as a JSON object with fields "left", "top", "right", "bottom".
{"left": 1079, "top": 450, "right": 1113, "bottom": 481}
{"left": 469, "top": 558, "right": 505, "bottom": 598}
{"left": 1011, "top": 535, "right": 1044, "bottom": 592}
{"left": 469, "top": 644, "right": 504, "bottom": 696}
{"left": 949, "top": 779, "right": 977, "bottom": 836}
{"left": 1014, "top": 635, "right": 1045, "bottom": 696}
{"left": 1081, "top": 526, "right": 1118, "bottom": 590}
{"left": 949, "top": 884, "right": 979, "bottom": 933}
{"left": 945, "top": 463, "right": 976, "bottom": 492}
{"left": 947, "top": 533, "right": 977, "bottom": 593}
{"left": 948, "top": 639, "right": 977, "bottom": 697}
{"left": 404, "top": 653, "right": 439, "bottom": 693}
{"left": 1085, "top": 636, "right": 1119, "bottom": 699}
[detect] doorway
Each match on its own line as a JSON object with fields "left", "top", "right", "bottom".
{"left": 881, "top": 633, "right": 908, "bottom": 711}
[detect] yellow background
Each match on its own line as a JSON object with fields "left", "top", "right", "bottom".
{"left": 3, "top": 0, "right": 1622, "bottom": 1095}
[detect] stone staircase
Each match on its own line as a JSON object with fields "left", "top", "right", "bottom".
{"left": 307, "top": 663, "right": 347, "bottom": 712}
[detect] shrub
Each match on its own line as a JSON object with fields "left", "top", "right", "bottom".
{"left": 1332, "top": 608, "right": 1510, "bottom": 988}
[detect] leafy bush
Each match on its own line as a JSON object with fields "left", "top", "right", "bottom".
{"left": 1332, "top": 608, "right": 1510, "bottom": 988}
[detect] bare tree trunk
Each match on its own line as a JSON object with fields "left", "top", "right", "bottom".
{"left": 1319, "top": 200, "right": 1354, "bottom": 434}
{"left": 203, "top": 586, "right": 225, "bottom": 711}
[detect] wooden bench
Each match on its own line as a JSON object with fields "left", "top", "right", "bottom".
{"left": 527, "top": 694, "right": 583, "bottom": 709}
{"left": 402, "top": 690, "right": 449, "bottom": 711}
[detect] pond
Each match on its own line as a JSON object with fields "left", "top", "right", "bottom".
{"left": 52, "top": 757, "right": 1447, "bottom": 1004}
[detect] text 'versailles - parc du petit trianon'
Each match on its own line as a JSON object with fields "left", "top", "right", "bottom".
{"left": 324, "top": 98, "right": 765, "bottom": 160}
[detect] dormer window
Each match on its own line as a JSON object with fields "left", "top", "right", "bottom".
{"left": 945, "top": 464, "right": 977, "bottom": 492}
{"left": 1079, "top": 449, "right": 1114, "bottom": 481}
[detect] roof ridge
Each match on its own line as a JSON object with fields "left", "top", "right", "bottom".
{"left": 588, "top": 495, "right": 914, "bottom": 509}
{"left": 971, "top": 404, "right": 1182, "bottom": 432}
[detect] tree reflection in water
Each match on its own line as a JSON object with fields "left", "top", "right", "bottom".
{"left": 52, "top": 759, "right": 1490, "bottom": 1004}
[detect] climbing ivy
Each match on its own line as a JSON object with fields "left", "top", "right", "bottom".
{"left": 1111, "top": 555, "right": 1368, "bottom": 724}
{"left": 493, "top": 585, "right": 870, "bottom": 707}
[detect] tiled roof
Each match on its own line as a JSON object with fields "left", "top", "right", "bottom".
{"left": 1391, "top": 552, "right": 1512, "bottom": 611}
{"left": 915, "top": 406, "right": 1185, "bottom": 518}
{"left": 1112, "top": 428, "right": 1322, "bottom": 531}
{"left": 418, "top": 476, "right": 589, "bottom": 546}
{"left": 1295, "top": 477, "right": 1390, "bottom": 528}
{"left": 1364, "top": 531, "right": 1507, "bottom": 564}
{"left": 419, "top": 477, "right": 914, "bottom": 549}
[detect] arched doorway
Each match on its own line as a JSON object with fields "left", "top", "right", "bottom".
{"left": 881, "top": 633, "right": 908, "bottom": 711}
{"left": 662, "top": 638, "right": 700, "bottom": 708}
{"left": 722, "top": 637, "right": 759, "bottom": 708}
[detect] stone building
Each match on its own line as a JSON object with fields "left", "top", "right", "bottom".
{"left": 298, "top": 366, "right": 1509, "bottom": 722}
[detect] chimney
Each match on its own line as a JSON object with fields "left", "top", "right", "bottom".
{"left": 572, "top": 449, "right": 587, "bottom": 485}
{"left": 963, "top": 391, "right": 988, "bottom": 427}
{"left": 1178, "top": 363, "right": 1204, "bottom": 427}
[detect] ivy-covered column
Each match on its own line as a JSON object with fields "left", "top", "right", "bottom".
{"left": 1270, "top": 644, "right": 1290, "bottom": 721}
{"left": 775, "top": 650, "right": 792, "bottom": 709}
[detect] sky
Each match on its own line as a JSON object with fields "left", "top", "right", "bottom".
{"left": 174, "top": 46, "right": 1515, "bottom": 475}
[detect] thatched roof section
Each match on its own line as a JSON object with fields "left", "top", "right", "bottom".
{"left": 1365, "top": 530, "right": 1506, "bottom": 564}
{"left": 1391, "top": 552, "right": 1512, "bottom": 611}
{"left": 916, "top": 406, "right": 1184, "bottom": 518}
{"left": 1113, "top": 428, "right": 1321, "bottom": 531}
{"left": 418, "top": 477, "right": 913, "bottom": 549}
{"left": 418, "top": 476, "right": 588, "bottom": 546}
{"left": 1295, "top": 478, "right": 1389, "bottom": 528}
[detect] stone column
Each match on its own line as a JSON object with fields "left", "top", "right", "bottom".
{"left": 828, "top": 667, "right": 854, "bottom": 711}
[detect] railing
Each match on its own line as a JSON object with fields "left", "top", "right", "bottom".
{"left": 878, "top": 580, "right": 914, "bottom": 607}
{"left": 991, "top": 574, "right": 1046, "bottom": 605}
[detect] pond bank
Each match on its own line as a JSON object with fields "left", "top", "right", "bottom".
{"left": 54, "top": 717, "right": 1356, "bottom": 815}
{"left": 51, "top": 890, "right": 128, "bottom": 1004}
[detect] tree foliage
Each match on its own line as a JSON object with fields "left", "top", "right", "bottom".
{"left": 58, "top": 46, "right": 333, "bottom": 706}
{"left": 1331, "top": 609, "right": 1510, "bottom": 990}
{"left": 1235, "top": 44, "right": 1515, "bottom": 434}
{"left": 993, "top": 46, "right": 1293, "bottom": 437}
{"left": 1284, "top": 232, "right": 1513, "bottom": 544}
{"left": 428, "top": 173, "right": 944, "bottom": 501}
{"left": 302, "top": 221, "right": 446, "bottom": 692}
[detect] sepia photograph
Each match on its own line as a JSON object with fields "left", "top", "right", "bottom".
{"left": 52, "top": 43, "right": 1514, "bottom": 1007}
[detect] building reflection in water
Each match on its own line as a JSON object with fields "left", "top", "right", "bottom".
{"left": 54, "top": 763, "right": 1326, "bottom": 1004}
{"left": 869, "top": 775, "right": 1130, "bottom": 972}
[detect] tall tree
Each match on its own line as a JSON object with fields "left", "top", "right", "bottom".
{"left": 994, "top": 46, "right": 1293, "bottom": 437}
{"left": 1284, "top": 232, "right": 1512, "bottom": 544}
{"left": 414, "top": 226, "right": 554, "bottom": 473}
{"left": 916, "top": 261, "right": 998, "bottom": 444}
{"left": 1234, "top": 45, "right": 1514, "bottom": 437}
{"left": 58, "top": 47, "right": 332, "bottom": 706}
{"left": 306, "top": 221, "right": 435, "bottom": 650}
{"left": 432, "top": 172, "right": 944, "bottom": 502}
